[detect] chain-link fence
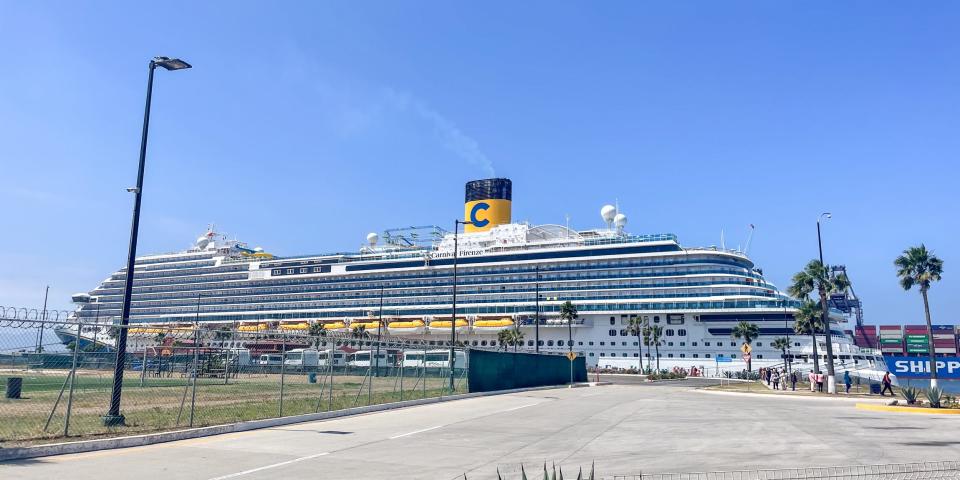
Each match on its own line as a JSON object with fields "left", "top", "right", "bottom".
{"left": 0, "top": 318, "right": 468, "bottom": 446}
{"left": 608, "top": 462, "right": 960, "bottom": 480}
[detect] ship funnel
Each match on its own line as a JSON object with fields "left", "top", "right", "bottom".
{"left": 464, "top": 178, "right": 512, "bottom": 233}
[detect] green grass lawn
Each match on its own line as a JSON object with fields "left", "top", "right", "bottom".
{"left": 0, "top": 369, "right": 465, "bottom": 447}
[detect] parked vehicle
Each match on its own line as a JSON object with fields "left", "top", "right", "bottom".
{"left": 258, "top": 353, "right": 284, "bottom": 366}
{"left": 347, "top": 350, "right": 390, "bottom": 367}
{"left": 284, "top": 348, "right": 319, "bottom": 367}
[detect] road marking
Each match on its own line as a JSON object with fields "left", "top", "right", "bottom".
{"left": 501, "top": 403, "right": 536, "bottom": 412}
{"left": 207, "top": 452, "right": 329, "bottom": 479}
{"left": 389, "top": 425, "right": 443, "bottom": 439}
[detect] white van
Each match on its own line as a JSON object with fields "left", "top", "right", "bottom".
{"left": 424, "top": 349, "right": 466, "bottom": 369}
{"left": 402, "top": 350, "right": 426, "bottom": 368}
{"left": 258, "top": 353, "right": 284, "bottom": 366}
{"left": 284, "top": 348, "right": 319, "bottom": 367}
{"left": 348, "top": 350, "right": 390, "bottom": 367}
{"left": 318, "top": 349, "right": 347, "bottom": 366}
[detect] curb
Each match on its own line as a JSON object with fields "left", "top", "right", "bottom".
{"left": 696, "top": 388, "right": 890, "bottom": 404}
{"left": 855, "top": 403, "right": 960, "bottom": 415}
{"left": 0, "top": 384, "right": 563, "bottom": 462}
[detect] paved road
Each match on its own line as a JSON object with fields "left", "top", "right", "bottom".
{"left": 4, "top": 383, "right": 959, "bottom": 479}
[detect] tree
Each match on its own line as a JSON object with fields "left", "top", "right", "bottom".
{"left": 792, "top": 299, "right": 824, "bottom": 373}
{"left": 642, "top": 324, "right": 653, "bottom": 373}
{"left": 351, "top": 325, "right": 367, "bottom": 339}
{"left": 559, "top": 301, "right": 578, "bottom": 354}
{"left": 650, "top": 325, "right": 663, "bottom": 371}
{"left": 730, "top": 321, "right": 760, "bottom": 371}
{"left": 497, "top": 329, "right": 510, "bottom": 351}
{"left": 789, "top": 259, "right": 849, "bottom": 393}
{"left": 895, "top": 244, "right": 944, "bottom": 389}
{"left": 627, "top": 317, "right": 646, "bottom": 371}
{"left": 498, "top": 326, "right": 525, "bottom": 352}
{"left": 772, "top": 337, "right": 791, "bottom": 372}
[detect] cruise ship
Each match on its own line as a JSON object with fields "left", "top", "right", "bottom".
{"left": 61, "top": 179, "right": 885, "bottom": 374}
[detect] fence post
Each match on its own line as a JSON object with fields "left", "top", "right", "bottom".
{"left": 189, "top": 325, "right": 200, "bottom": 428}
{"left": 63, "top": 320, "right": 82, "bottom": 437}
{"left": 279, "top": 333, "right": 286, "bottom": 417}
{"left": 399, "top": 344, "right": 404, "bottom": 402}
{"left": 328, "top": 344, "right": 335, "bottom": 412}
{"left": 140, "top": 344, "right": 148, "bottom": 387}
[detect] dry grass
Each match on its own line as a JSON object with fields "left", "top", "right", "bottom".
{"left": 0, "top": 368, "right": 463, "bottom": 447}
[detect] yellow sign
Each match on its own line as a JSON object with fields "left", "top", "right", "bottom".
{"left": 566, "top": 351, "right": 577, "bottom": 361}
{"left": 740, "top": 343, "right": 752, "bottom": 354}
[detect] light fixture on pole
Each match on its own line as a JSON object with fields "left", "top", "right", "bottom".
{"left": 104, "top": 56, "right": 191, "bottom": 427}
{"left": 817, "top": 212, "right": 837, "bottom": 394}
{"left": 449, "top": 219, "right": 472, "bottom": 392}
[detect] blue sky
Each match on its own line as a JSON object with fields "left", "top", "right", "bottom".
{"left": 1, "top": 2, "right": 957, "bottom": 325}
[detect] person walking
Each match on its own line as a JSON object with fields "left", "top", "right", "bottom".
{"left": 880, "top": 371, "right": 894, "bottom": 396}
{"left": 790, "top": 370, "right": 798, "bottom": 391}
{"left": 843, "top": 371, "right": 852, "bottom": 394}
{"left": 816, "top": 372, "right": 824, "bottom": 393}
{"left": 771, "top": 369, "right": 781, "bottom": 390}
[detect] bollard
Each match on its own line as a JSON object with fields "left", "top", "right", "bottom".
{"left": 6, "top": 377, "right": 23, "bottom": 399}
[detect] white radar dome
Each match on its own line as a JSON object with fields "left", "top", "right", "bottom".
{"left": 253, "top": 246, "right": 264, "bottom": 252}
{"left": 366, "top": 232, "right": 379, "bottom": 246}
{"left": 600, "top": 205, "right": 617, "bottom": 224}
{"left": 196, "top": 236, "right": 210, "bottom": 249}
{"left": 614, "top": 213, "right": 628, "bottom": 229}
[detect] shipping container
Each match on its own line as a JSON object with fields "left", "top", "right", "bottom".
{"left": 932, "top": 334, "right": 955, "bottom": 340}
{"left": 931, "top": 325, "right": 954, "bottom": 332}
{"left": 935, "top": 348, "right": 958, "bottom": 354}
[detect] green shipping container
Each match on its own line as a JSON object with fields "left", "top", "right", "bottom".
{"left": 905, "top": 336, "right": 929, "bottom": 345}
{"left": 907, "top": 346, "right": 930, "bottom": 353}
{"left": 880, "top": 338, "right": 903, "bottom": 344}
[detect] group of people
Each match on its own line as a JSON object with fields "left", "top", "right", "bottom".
{"left": 759, "top": 366, "right": 796, "bottom": 390}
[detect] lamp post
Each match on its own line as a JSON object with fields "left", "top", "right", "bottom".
{"left": 449, "top": 219, "right": 472, "bottom": 392}
{"left": 374, "top": 285, "right": 384, "bottom": 378}
{"left": 534, "top": 264, "right": 540, "bottom": 353}
{"left": 36, "top": 285, "right": 49, "bottom": 353}
{"left": 817, "top": 212, "right": 837, "bottom": 394}
{"left": 104, "top": 56, "right": 191, "bottom": 427}
{"left": 783, "top": 299, "right": 791, "bottom": 374}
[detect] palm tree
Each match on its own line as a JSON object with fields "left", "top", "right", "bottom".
{"left": 508, "top": 326, "right": 524, "bottom": 352}
{"left": 792, "top": 299, "right": 824, "bottom": 373}
{"left": 895, "top": 244, "right": 944, "bottom": 389}
{"left": 496, "top": 329, "right": 511, "bottom": 351}
{"left": 771, "top": 337, "right": 791, "bottom": 372}
{"left": 730, "top": 321, "right": 760, "bottom": 371}
{"left": 642, "top": 324, "right": 653, "bottom": 373}
{"left": 650, "top": 325, "right": 663, "bottom": 371}
{"left": 626, "top": 317, "right": 646, "bottom": 371}
{"left": 789, "top": 259, "right": 849, "bottom": 393}
{"left": 559, "top": 301, "right": 578, "bottom": 354}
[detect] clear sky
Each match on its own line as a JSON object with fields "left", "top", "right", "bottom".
{"left": 1, "top": 2, "right": 956, "bottom": 326}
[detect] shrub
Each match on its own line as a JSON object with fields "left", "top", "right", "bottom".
{"left": 925, "top": 387, "right": 943, "bottom": 408}
{"left": 901, "top": 386, "right": 919, "bottom": 405}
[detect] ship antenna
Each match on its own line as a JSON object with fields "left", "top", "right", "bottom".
{"left": 720, "top": 228, "right": 726, "bottom": 250}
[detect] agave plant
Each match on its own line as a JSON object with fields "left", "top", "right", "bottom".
{"left": 901, "top": 386, "right": 920, "bottom": 405}
{"left": 926, "top": 387, "right": 943, "bottom": 408}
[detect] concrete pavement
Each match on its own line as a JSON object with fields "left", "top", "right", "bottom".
{"left": 3, "top": 380, "right": 959, "bottom": 479}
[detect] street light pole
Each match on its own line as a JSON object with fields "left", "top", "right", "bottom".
{"left": 37, "top": 285, "right": 49, "bottom": 353}
{"left": 449, "top": 219, "right": 472, "bottom": 392}
{"left": 104, "top": 56, "right": 191, "bottom": 427}
{"left": 534, "top": 264, "right": 540, "bottom": 353}
{"left": 374, "top": 285, "right": 383, "bottom": 378}
{"left": 817, "top": 212, "right": 837, "bottom": 394}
